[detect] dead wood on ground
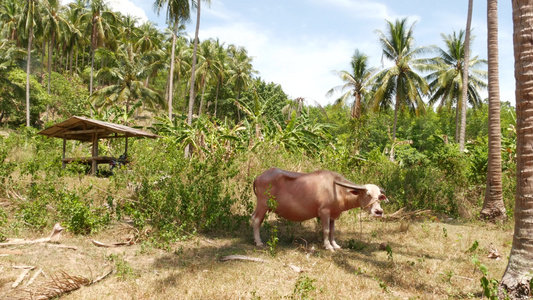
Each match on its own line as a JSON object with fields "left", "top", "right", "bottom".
{"left": 0, "top": 223, "right": 64, "bottom": 247}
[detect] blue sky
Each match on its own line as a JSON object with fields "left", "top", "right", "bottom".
{"left": 90, "top": 0, "right": 515, "bottom": 107}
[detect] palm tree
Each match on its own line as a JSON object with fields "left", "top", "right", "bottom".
{"left": 116, "top": 14, "right": 141, "bottom": 56}
{"left": 373, "top": 18, "right": 429, "bottom": 141}
{"left": 0, "top": 0, "right": 22, "bottom": 43}
{"left": 134, "top": 21, "right": 165, "bottom": 88}
{"left": 154, "top": 0, "right": 191, "bottom": 120}
{"left": 80, "top": 0, "right": 117, "bottom": 95}
{"left": 196, "top": 39, "right": 221, "bottom": 115}
{"left": 41, "top": 0, "right": 70, "bottom": 94}
{"left": 499, "top": 2, "right": 533, "bottom": 297}
{"left": 90, "top": 47, "right": 164, "bottom": 117}
{"left": 134, "top": 21, "right": 162, "bottom": 54}
{"left": 481, "top": 0, "right": 506, "bottom": 222}
{"left": 22, "top": 0, "right": 39, "bottom": 127}
{"left": 459, "top": 0, "right": 473, "bottom": 151}
{"left": 185, "top": 0, "right": 211, "bottom": 157}
{"left": 227, "top": 45, "right": 257, "bottom": 121}
{"left": 426, "top": 30, "right": 487, "bottom": 142}
{"left": 63, "top": 1, "right": 84, "bottom": 76}
{"left": 66, "top": 0, "right": 88, "bottom": 75}
{"left": 326, "top": 49, "right": 376, "bottom": 119}
{"left": 212, "top": 38, "right": 227, "bottom": 118}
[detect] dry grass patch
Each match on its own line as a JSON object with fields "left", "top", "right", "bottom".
{"left": 0, "top": 215, "right": 512, "bottom": 299}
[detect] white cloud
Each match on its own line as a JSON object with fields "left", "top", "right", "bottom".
{"left": 199, "top": 21, "right": 381, "bottom": 106}
{"left": 313, "top": 0, "right": 393, "bottom": 20}
{"left": 60, "top": 0, "right": 149, "bottom": 24}
{"left": 108, "top": 0, "right": 149, "bottom": 24}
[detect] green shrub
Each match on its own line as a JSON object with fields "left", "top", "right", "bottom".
{"left": 58, "top": 189, "right": 110, "bottom": 235}
{"left": 121, "top": 140, "right": 245, "bottom": 243}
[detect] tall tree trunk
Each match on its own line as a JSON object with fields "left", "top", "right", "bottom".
{"left": 69, "top": 47, "right": 74, "bottom": 77}
{"left": 481, "top": 0, "right": 506, "bottom": 221}
{"left": 214, "top": 77, "right": 221, "bottom": 118}
{"left": 198, "top": 71, "right": 207, "bottom": 115}
{"left": 392, "top": 82, "right": 400, "bottom": 141}
{"left": 236, "top": 89, "right": 241, "bottom": 122}
{"left": 75, "top": 47, "right": 78, "bottom": 74}
{"left": 168, "top": 21, "right": 178, "bottom": 120}
{"left": 352, "top": 92, "right": 361, "bottom": 119}
{"left": 459, "top": 0, "right": 473, "bottom": 151}
{"left": 40, "top": 39, "right": 45, "bottom": 84}
{"left": 499, "top": 0, "right": 533, "bottom": 298}
{"left": 26, "top": 27, "right": 33, "bottom": 127}
{"left": 185, "top": 0, "right": 202, "bottom": 158}
{"left": 90, "top": 49, "right": 94, "bottom": 94}
{"left": 455, "top": 105, "right": 460, "bottom": 143}
{"left": 48, "top": 36, "right": 53, "bottom": 94}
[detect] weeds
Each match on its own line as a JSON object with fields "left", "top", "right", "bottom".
{"left": 106, "top": 253, "right": 138, "bottom": 281}
{"left": 265, "top": 186, "right": 279, "bottom": 256}
{"left": 345, "top": 238, "right": 367, "bottom": 251}
{"left": 373, "top": 276, "right": 390, "bottom": 294}
{"left": 385, "top": 244, "right": 394, "bottom": 266}
{"left": 267, "top": 225, "right": 279, "bottom": 257}
{"left": 291, "top": 274, "right": 317, "bottom": 299}
{"left": 472, "top": 255, "right": 500, "bottom": 299}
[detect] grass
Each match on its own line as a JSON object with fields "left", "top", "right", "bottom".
{"left": 0, "top": 213, "right": 512, "bottom": 299}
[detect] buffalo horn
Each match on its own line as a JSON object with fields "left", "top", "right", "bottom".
{"left": 334, "top": 181, "right": 366, "bottom": 191}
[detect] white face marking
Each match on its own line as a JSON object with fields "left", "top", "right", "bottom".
{"left": 364, "top": 185, "right": 385, "bottom": 217}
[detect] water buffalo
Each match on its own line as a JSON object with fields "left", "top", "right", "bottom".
{"left": 252, "top": 168, "right": 387, "bottom": 251}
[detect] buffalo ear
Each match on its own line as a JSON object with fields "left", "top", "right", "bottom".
{"left": 379, "top": 194, "right": 389, "bottom": 203}
{"left": 334, "top": 180, "right": 367, "bottom": 194}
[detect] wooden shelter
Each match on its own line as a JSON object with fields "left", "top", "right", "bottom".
{"left": 38, "top": 116, "right": 159, "bottom": 175}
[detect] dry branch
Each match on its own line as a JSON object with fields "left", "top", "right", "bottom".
{"left": 0, "top": 223, "right": 64, "bottom": 247}
{"left": 44, "top": 244, "right": 78, "bottom": 250}
{"left": 286, "top": 264, "right": 304, "bottom": 273}
{"left": 220, "top": 255, "right": 267, "bottom": 263}
{"left": 91, "top": 238, "right": 133, "bottom": 248}
{"left": 385, "top": 209, "right": 432, "bottom": 220}
{"left": 12, "top": 268, "right": 33, "bottom": 288}
{"left": 26, "top": 268, "right": 43, "bottom": 286}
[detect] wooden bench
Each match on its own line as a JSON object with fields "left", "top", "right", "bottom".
{"left": 62, "top": 156, "right": 128, "bottom": 174}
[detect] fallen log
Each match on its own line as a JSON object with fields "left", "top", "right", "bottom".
{"left": 0, "top": 223, "right": 64, "bottom": 247}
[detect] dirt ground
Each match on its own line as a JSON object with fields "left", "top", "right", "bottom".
{"left": 0, "top": 214, "right": 512, "bottom": 299}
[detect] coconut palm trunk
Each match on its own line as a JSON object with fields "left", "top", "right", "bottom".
{"left": 481, "top": 0, "right": 505, "bottom": 221}
{"left": 26, "top": 26, "right": 33, "bottom": 127}
{"left": 498, "top": 0, "right": 533, "bottom": 297}
{"left": 185, "top": 0, "right": 202, "bottom": 158}
{"left": 459, "top": 0, "right": 473, "bottom": 151}
{"left": 168, "top": 22, "right": 177, "bottom": 120}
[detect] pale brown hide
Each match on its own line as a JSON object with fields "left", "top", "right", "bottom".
{"left": 252, "top": 168, "right": 387, "bottom": 251}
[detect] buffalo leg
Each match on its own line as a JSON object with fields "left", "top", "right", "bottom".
{"left": 329, "top": 219, "right": 341, "bottom": 249}
{"left": 251, "top": 208, "right": 267, "bottom": 247}
{"left": 319, "top": 212, "right": 335, "bottom": 251}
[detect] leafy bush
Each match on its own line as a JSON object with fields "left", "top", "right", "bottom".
{"left": 45, "top": 72, "right": 89, "bottom": 117}
{"left": 120, "top": 140, "right": 245, "bottom": 243}
{"left": 3, "top": 69, "right": 50, "bottom": 126}
{"left": 0, "top": 208, "right": 7, "bottom": 241}
{"left": 58, "top": 189, "right": 110, "bottom": 235}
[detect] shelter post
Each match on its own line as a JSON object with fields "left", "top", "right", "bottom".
{"left": 92, "top": 132, "right": 98, "bottom": 175}
{"left": 62, "top": 138, "right": 66, "bottom": 168}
